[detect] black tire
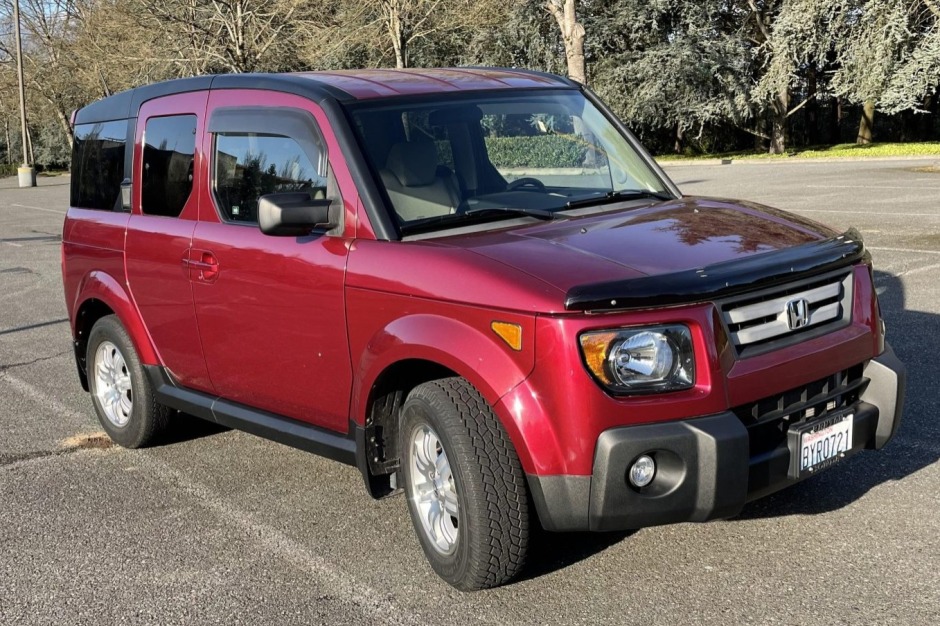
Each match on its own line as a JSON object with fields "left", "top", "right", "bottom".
{"left": 400, "top": 377, "right": 529, "bottom": 591}
{"left": 86, "top": 315, "right": 170, "bottom": 448}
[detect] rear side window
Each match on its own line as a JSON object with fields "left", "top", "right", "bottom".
{"left": 142, "top": 115, "right": 197, "bottom": 218}
{"left": 70, "top": 120, "right": 128, "bottom": 210}
{"left": 214, "top": 133, "right": 326, "bottom": 222}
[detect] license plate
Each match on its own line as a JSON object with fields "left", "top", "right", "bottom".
{"left": 788, "top": 411, "right": 854, "bottom": 479}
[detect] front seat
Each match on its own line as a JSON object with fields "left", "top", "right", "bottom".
{"left": 380, "top": 140, "right": 461, "bottom": 222}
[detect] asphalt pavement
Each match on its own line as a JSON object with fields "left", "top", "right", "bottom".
{"left": 1, "top": 159, "right": 939, "bottom": 625}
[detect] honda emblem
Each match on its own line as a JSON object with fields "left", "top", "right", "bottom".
{"left": 785, "top": 298, "right": 810, "bottom": 330}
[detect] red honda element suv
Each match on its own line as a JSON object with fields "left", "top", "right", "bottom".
{"left": 62, "top": 68, "right": 906, "bottom": 590}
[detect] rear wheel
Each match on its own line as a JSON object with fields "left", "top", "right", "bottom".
{"left": 86, "top": 315, "right": 169, "bottom": 448}
{"left": 400, "top": 377, "right": 529, "bottom": 590}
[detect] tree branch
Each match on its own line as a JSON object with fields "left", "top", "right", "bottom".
{"left": 734, "top": 123, "right": 770, "bottom": 140}
{"left": 545, "top": 0, "right": 564, "bottom": 33}
{"left": 923, "top": 0, "right": 940, "bottom": 19}
{"left": 786, "top": 92, "right": 817, "bottom": 118}
{"left": 746, "top": 0, "right": 772, "bottom": 43}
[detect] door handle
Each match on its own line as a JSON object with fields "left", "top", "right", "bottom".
{"left": 185, "top": 250, "right": 220, "bottom": 282}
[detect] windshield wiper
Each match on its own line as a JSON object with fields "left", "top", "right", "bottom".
{"left": 565, "top": 189, "right": 673, "bottom": 210}
{"left": 399, "top": 206, "right": 562, "bottom": 237}
{"left": 461, "top": 206, "right": 563, "bottom": 221}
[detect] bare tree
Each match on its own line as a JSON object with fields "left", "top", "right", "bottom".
{"left": 142, "top": 0, "right": 313, "bottom": 74}
{"left": 545, "top": 0, "right": 585, "bottom": 84}
{"left": 0, "top": 86, "right": 18, "bottom": 165}
{"left": 300, "top": 0, "right": 510, "bottom": 71}
{"left": 0, "top": 0, "right": 85, "bottom": 150}
{"left": 380, "top": 0, "right": 443, "bottom": 68}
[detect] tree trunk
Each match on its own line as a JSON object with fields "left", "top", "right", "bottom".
{"left": 25, "top": 124, "right": 34, "bottom": 165}
{"left": 805, "top": 67, "right": 819, "bottom": 146}
{"left": 754, "top": 122, "right": 767, "bottom": 151}
{"left": 55, "top": 106, "right": 73, "bottom": 151}
{"left": 546, "top": 0, "right": 586, "bottom": 85}
{"left": 769, "top": 87, "right": 788, "bottom": 154}
{"left": 392, "top": 35, "right": 407, "bottom": 68}
{"left": 189, "top": 0, "right": 200, "bottom": 76}
{"left": 4, "top": 119, "right": 12, "bottom": 165}
{"left": 857, "top": 99, "right": 875, "bottom": 144}
{"left": 42, "top": 93, "right": 74, "bottom": 151}
{"left": 674, "top": 123, "right": 684, "bottom": 154}
{"left": 384, "top": 2, "right": 407, "bottom": 68}
{"left": 828, "top": 96, "right": 842, "bottom": 144}
{"left": 901, "top": 110, "right": 918, "bottom": 142}
{"left": 920, "top": 92, "right": 936, "bottom": 139}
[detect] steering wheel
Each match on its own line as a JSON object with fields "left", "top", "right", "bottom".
{"left": 506, "top": 177, "right": 546, "bottom": 192}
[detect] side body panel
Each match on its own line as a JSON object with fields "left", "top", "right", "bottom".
{"left": 190, "top": 90, "right": 359, "bottom": 432}
{"left": 344, "top": 238, "right": 555, "bottom": 428}
{"left": 124, "top": 91, "right": 213, "bottom": 392}
{"left": 61, "top": 209, "right": 159, "bottom": 362}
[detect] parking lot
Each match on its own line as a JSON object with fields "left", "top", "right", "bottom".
{"left": 1, "top": 159, "right": 938, "bottom": 624}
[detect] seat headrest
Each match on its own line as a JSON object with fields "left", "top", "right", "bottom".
{"left": 385, "top": 141, "right": 438, "bottom": 187}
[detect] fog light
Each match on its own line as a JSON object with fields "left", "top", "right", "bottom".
{"left": 628, "top": 455, "right": 656, "bottom": 488}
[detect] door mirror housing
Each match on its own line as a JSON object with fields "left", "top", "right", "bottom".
{"left": 258, "top": 192, "right": 336, "bottom": 236}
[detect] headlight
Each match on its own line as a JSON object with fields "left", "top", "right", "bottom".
{"left": 579, "top": 324, "right": 695, "bottom": 394}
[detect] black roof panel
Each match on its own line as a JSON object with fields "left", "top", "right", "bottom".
{"left": 73, "top": 68, "right": 576, "bottom": 125}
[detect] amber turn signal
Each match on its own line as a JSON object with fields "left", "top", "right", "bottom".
{"left": 578, "top": 332, "right": 618, "bottom": 385}
{"left": 491, "top": 321, "right": 523, "bottom": 351}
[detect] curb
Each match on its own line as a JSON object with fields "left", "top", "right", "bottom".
{"left": 658, "top": 155, "right": 940, "bottom": 166}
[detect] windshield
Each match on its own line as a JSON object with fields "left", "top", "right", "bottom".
{"left": 347, "top": 90, "right": 672, "bottom": 235}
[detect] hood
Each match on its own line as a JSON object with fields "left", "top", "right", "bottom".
{"left": 443, "top": 197, "right": 836, "bottom": 294}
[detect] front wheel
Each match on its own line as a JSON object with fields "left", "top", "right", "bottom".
{"left": 400, "top": 377, "right": 529, "bottom": 590}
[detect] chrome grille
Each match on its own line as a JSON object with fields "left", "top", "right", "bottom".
{"left": 720, "top": 271, "right": 853, "bottom": 354}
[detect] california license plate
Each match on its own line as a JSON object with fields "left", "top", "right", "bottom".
{"left": 788, "top": 411, "right": 854, "bottom": 479}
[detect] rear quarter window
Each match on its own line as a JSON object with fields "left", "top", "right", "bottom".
{"left": 142, "top": 115, "right": 197, "bottom": 218}
{"left": 70, "top": 120, "right": 128, "bottom": 210}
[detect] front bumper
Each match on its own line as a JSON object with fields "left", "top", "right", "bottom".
{"left": 528, "top": 343, "right": 906, "bottom": 532}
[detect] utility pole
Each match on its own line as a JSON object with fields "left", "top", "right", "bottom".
{"left": 13, "top": 0, "right": 35, "bottom": 187}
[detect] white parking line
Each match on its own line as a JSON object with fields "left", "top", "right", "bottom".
{"left": 9, "top": 203, "right": 67, "bottom": 215}
{"left": 145, "top": 457, "right": 422, "bottom": 626}
{"left": 806, "top": 184, "right": 940, "bottom": 190}
{"left": 0, "top": 371, "right": 89, "bottom": 424}
{"left": 869, "top": 246, "right": 940, "bottom": 256}
{"left": 897, "top": 263, "right": 940, "bottom": 277}
{"left": 794, "top": 209, "right": 940, "bottom": 217}
{"left": 0, "top": 370, "right": 426, "bottom": 626}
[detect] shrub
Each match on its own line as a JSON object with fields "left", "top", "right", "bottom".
{"left": 484, "top": 135, "right": 585, "bottom": 168}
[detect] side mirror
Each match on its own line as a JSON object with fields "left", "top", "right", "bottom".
{"left": 258, "top": 192, "right": 336, "bottom": 237}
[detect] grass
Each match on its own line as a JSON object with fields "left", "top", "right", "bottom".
{"left": 655, "top": 141, "right": 940, "bottom": 161}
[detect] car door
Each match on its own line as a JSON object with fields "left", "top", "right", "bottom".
{"left": 124, "top": 92, "right": 213, "bottom": 392}
{"left": 190, "top": 89, "right": 356, "bottom": 433}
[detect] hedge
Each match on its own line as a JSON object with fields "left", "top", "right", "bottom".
{"left": 0, "top": 163, "right": 16, "bottom": 177}
{"left": 483, "top": 135, "right": 586, "bottom": 168}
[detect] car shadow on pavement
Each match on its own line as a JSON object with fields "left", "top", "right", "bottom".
{"left": 516, "top": 528, "right": 635, "bottom": 583}
{"left": 733, "top": 269, "right": 938, "bottom": 520}
{"left": 155, "top": 411, "right": 230, "bottom": 446}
